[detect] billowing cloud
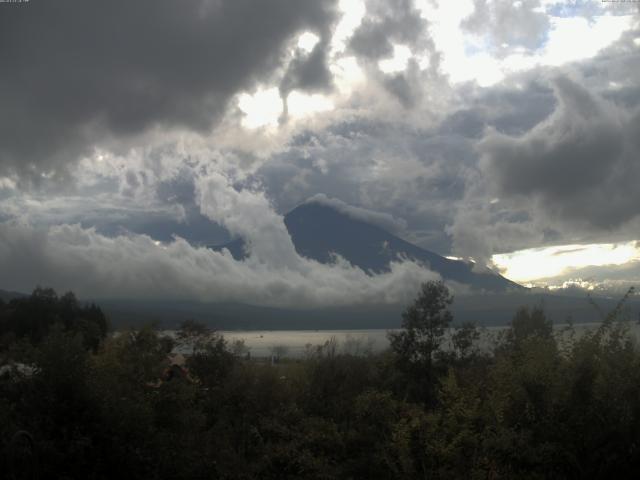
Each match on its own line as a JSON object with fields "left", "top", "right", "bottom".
{"left": 446, "top": 33, "right": 640, "bottom": 268}
{"left": 349, "top": 0, "right": 426, "bottom": 59}
{"left": 346, "top": 0, "right": 439, "bottom": 107}
{"left": 0, "top": 171, "right": 445, "bottom": 307}
{"left": 303, "top": 193, "right": 408, "bottom": 233}
{"left": 480, "top": 75, "right": 639, "bottom": 229}
{"left": 280, "top": 40, "right": 334, "bottom": 98}
{"left": 0, "top": 182, "right": 441, "bottom": 307}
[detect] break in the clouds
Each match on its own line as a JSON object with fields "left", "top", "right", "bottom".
{"left": 0, "top": 0, "right": 639, "bottom": 303}
{"left": 462, "top": 0, "right": 550, "bottom": 53}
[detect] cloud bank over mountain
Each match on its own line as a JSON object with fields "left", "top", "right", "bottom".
{"left": 0, "top": 200, "right": 439, "bottom": 308}
{"left": 0, "top": 0, "right": 639, "bottom": 302}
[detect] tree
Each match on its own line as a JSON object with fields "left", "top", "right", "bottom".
{"left": 230, "top": 339, "right": 250, "bottom": 358}
{"left": 0, "top": 288, "right": 108, "bottom": 351}
{"left": 186, "top": 332, "right": 235, "bottom": 388}
{"left": 176, "top": 319, "right": 211, "bottom": 355}
{"left": 389, "top": 281, "right": 453, "bottom": 367}
{"left": 269, "top": 344, "right": 289, "bottom": 363}
{"left": 451, "top": 321, "right": 480, "bottom": 361}
{"left": 388, "top": 281, "right": 453, "bottom": 403}
{"left": 507, "top": 306, "right": 552, "bottom": 346}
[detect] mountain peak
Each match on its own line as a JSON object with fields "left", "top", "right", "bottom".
{"left": 298, "top": 195, "right": 408, "bottom": 234}
{"left": 212, "top": 198, "right": 522, "bottom": 292}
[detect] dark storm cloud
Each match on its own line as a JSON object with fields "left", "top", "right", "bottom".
{"left": 581, "top": 29, "right": 640, "bottom": 109}
{"left": 279, "top": 38, "right": 334, "bottom": 121}
{"left": 479, "top": 75, "right": 640, "bottom": 229}
{"left": 438, "top": 109, "right": 487, "bottom": 139}
{"left": 445, "top": 30, "right": 640, "bottom": 265}
{"left": 348, "top": 0, "right": 425, "bottom": 59}
{"left": 382, "top": 60, "right": 424, "bottom": 108}
{"left": 280, "top": 42, "right": 334, "bottom": 95}
{"left": 280, "top": 38, "right": 333, "bottom": 96}
{"left": 347, "top": 0, "right": 438, "bottom": 107}
{"left": 439, "top": 80, "right": 556, "bottom": 138}
{"left": 0, "top": 0, "right": 337, "bottom": 179}
{"left": 472, "top": 82, "right": 557, "bottom": 135}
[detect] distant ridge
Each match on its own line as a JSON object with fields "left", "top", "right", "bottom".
{"left": 212, "top": 201, "right": 522, "bottom": 292}
{"left": 0, "top": 288, "right": 27, "bottom": 302}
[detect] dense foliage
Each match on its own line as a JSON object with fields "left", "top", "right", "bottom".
{"left": 0, "top": 287, "right": 108, "bottom": 351}
{"left": 1, "top": 284, "right": 640, "bottom": 479}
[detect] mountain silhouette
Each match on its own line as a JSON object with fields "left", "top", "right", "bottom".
{"left": 212, "top": 201, "right": 521, "bottom": 292}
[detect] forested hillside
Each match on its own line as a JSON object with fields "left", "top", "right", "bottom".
{"left": 1, "top": 284, "right": 639, "bottom": 479}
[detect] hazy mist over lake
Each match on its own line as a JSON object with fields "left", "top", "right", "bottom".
{"left": 163, "top": 321, "right": 640, "bottom": 357}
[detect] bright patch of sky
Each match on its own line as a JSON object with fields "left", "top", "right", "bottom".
{"left": 378, "top": 44, "right": 413, "bottom": 73}
{"left": 331, "top": 56, "right": 365, "bottom": 94}
{"left": 238, "top": 88, "right": 282, "bottom": 129}
{"left": 297, "top": 31, "right": 320, "bottom": 53}
{"left": 332, "top": 0, "right": 366, "bottom": 53}
{"left": 287, "top": 92, "right": 334, "bottom": 118}
{"left": 493, "top": 241, "right": 640, "bottom": 283}
{"left": 541, "top": 14, "right": 633, "bottom": 66}
{"left": 235, "top": 0, "right": 366, "bottom": 128}
{"left": 417, "top": 0, "right": 634, "bottom": 86}
{"left": 237, "top": 0, "right": 633, "bottom": 126}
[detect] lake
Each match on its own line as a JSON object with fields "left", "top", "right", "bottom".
{"left": 184, "top": 321, "right": 640, "bottom": 358}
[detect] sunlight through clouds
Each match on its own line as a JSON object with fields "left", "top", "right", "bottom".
{"left": 2, "top": 0, "right": 640, "bottom": 301}
{"left": 542, "top": 14, "right": 634, "bottom": 66}
{"left": 378, "top": 44, "right": 413, "bottom": 73}
{"left": 297, "top": 31, "right": 320, "bottom": 53}
{"left": 332, "top": 0, "right": 366, "bottom": 53}
{"left": 238, "top": 88, "right": 282, "bottom": 129}
{"left": 287, "top": 92, "right": 334, "bottom": 118}
{"left": 493, "top": 241, "right": 640, "bottom": 283}
{"left": 417, "top": 0, "right": 635, "bottom": 86}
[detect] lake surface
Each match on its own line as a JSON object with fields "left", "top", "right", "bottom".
{"left": 206, "top": 321, "right": 640, "bottom": 358}
{"left": 158, "top": 322, "right": 640, "bottom": 358}
{"left": 220, "top": 329, "right": 390, "bottom": 357}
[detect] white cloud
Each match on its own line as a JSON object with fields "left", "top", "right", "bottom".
{"left": 0, "top": 220, "right": 439, "bottom": 308}
{"left": 0, "top": 172, "right": 448, "bottom": 308}
{"left": 303, "top": 193, "right": 408, "bottom": 233}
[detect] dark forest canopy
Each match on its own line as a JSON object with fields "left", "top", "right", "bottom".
{"left": 1, "top": 283, "right": 640, "bottom": 479}
{"left": 0, "top": 287, "right": 108, "bottom": 351}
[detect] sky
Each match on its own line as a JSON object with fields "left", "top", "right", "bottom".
{"left": 0, "top": 0, "right": 639, "bottom": 305}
